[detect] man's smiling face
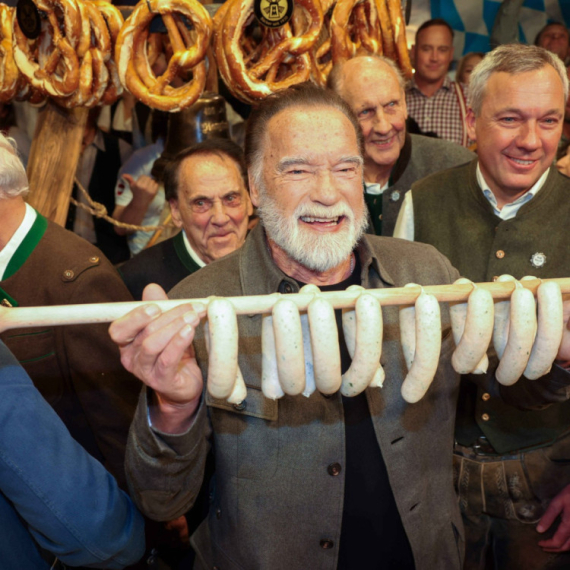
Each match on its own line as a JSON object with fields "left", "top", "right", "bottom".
{"left": 466, "top": 65, "right": 564, "bottom": 206}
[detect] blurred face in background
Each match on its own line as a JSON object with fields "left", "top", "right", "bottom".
{"left": 412, "top": 24, "right": 454, "bottom": 85}
{"left": 457, "top": 53, "right": 484, "bottom": 86}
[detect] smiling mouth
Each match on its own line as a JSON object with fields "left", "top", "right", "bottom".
{"left": 370, "top": 135, "right": 396, "bottom": 147}
{"left": 300, "top": 215, "right": 345, "bottom": 227}
{"left": 509, "top": 157, "right": 536, "bottom": 166}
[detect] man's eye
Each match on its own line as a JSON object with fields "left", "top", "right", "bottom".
{"left": 359, "top": 108, "right": 373, "bottom": 117}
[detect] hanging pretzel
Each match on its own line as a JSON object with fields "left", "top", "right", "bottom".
{"left": 310, "top": 0, "right": 335, "bottom": 86}
{"left": 115, "top": 0, "right": 212, "bottom": 112}
{"left": 55, "top": 0, "right": 111, "bottom": 108}
{"left": 12, "top": 0, "right": 81, "bottom": 97}
{"left": 90, "top": 0, "right": 124, "bottom": 105}
{"left": 216, "top": 0, "right": 323, "bottom": 103}
{"left": 384, "top": 0, "right": 412, "bottom": 78}
{"left": 0, "top": 5, "right": 20, "bottom": 102}
{"left": 330, "top": 0, "right": 381, "bottom": 64}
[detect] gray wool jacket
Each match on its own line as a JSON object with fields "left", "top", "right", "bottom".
{"left": 126, "top": 224, "right": 467, "bottom": 570}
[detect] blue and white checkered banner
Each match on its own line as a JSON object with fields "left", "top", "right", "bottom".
{"left": 408, "top": 0, "right": 570, "bottom": 57}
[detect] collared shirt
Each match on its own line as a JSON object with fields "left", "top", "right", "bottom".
{"left": 393, "top": 162, "right": 548, "bottom": 241}
{"left": 182, "top": 230, "right": 206, "bottom": 269}
{"left": 364, "top": 180, "right": 390, "bottom": 195}
{"left": 406, "top": 76, "right": 468, "bottom": 146}
{"left": 0, "top": 203, "right": 36, "bottom": 280}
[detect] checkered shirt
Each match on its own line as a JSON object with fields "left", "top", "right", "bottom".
{"left": 406, "top": 76, "right": 468, "bottom": 147}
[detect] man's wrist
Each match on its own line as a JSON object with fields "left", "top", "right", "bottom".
{"left": 149, "top": 391, "right": 201, "bottom": 434}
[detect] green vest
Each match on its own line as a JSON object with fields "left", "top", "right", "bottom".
{"left": 413, "top": 160, "right": 570, "bottom": 453}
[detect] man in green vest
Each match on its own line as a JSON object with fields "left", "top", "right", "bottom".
{"left": 119, "top": 138, "right": 253, "bottom": 300}
{"left": 328, "top": 55, "right": 474, "bottom": 236}
{"left": 394, "top": 44, "right": 570, "bottom": 569}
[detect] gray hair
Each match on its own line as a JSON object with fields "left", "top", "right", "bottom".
{"left": 327, "top": 54, "right": 409, "bottom": 96}
{"left": 244, "top": 83, "right": 364, "bottom": 191}
{"left": 0, "top": 133, "right": 28, "bottom": 199}
{"left": 469, "top": 44, "right": 569, "bottom": 116}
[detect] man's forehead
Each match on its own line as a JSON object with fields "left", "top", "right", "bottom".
{"left": 342, "top": 62, "right": 401, "bottom": 100}
{"left": 417, "top": 25, "right": 453, "bottom": 46}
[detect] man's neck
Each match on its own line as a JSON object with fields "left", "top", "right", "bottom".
{"left": 414, "top": 74, "right": 446, "bottom": 98}
{"left": 364, "top": 158, "right": 394, "bottom": 186}
{"left": 267, "top": 238, "right": 353, "bottom": 286}
{"left": 0, "top": 198, "right": 26, "bottom": 250}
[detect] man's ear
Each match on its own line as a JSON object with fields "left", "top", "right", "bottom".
{"left": 248, "top": 172, "right": 261, "bottom": 208}
{"left": 465, "top": 108, "right": 477, "bottom": 142}
{"left": 410, "top": 44, "right": 416, "bottom": 64}
{"left": 169, "top": 199, "right": 183, "bottom": 229}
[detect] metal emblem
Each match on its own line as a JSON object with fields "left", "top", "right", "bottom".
{"left": 255, "top": 0, "right": 293, "bottom": 28}
{"left": 530, "top": 252, "right": 546, "bottom": 268}
{"left": 17, "top": 0, "right": 42, "bottom": 40}
{"left": 390, "top": 190, "right": 400, "bottom": 202}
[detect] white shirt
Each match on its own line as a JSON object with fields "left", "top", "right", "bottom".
{"left": 364, "top": 180, "right": 390, "bottom": 196}
{"left": 0, "top": 203, "right": 37, "bottom": 280}
{"left": 182, "top": 230, "right": 206, "bottom": 269}
{"left": 393, "top": 164, "right": 549, "bottom": 241}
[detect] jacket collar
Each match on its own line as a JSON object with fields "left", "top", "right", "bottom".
{"left": 239, "top": 224, "right": 396, "bottom": 300}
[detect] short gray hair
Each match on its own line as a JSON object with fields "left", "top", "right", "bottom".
{"left": 327, "top": 54, "right": 408, "bottom": 96}
{"left": 244, "top": 83, "right": 363, "bottom": 191}
{"left": 469, "top": 44, "right": 569, "bottom": 116}
{"left": 0, "top": 133, "right": 28, "bottom": 199}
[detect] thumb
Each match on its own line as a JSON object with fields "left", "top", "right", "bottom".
{"left": 142, "top": 283, "right": 168, "bottom": 301}
{"left": 122, "top": 173, "right": 135, "bottom": 188}
{"left": 538, "top": 499, "right": 562, "bottom": 533}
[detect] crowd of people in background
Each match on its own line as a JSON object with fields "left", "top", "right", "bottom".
{"left": 3, "top": 7, "right": 570, "bottom": 570}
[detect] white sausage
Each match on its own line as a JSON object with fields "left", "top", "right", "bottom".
{"left": 309, "top": 297, "right": 342, "bottom": 394}
{"left": 493, "top": 274, "right": 516, "bottom": 359}
{"left": 496, "top": 284, "right": 537, "bottom": 386}
{"left": 227, "top": 366, "right": 248, "bottom": 404}
{"left": 299, "top": 284, "right": 320, "bottom": 397}
{"left": 341, "top": 293, "right": 383, "bottom": 397}
{"left": 272, "top": 298, "right": 306, "bottom": 396}
{"left": 399, "top": 283, "right": 421, "bottom": 371}
{"left": 343, "top": 285, "right": 385, "bottom": 388}
{"left": 207, "top": 298, "right": 239, "bottom": 400}
{"left": 261, "top": 314, "right": 284, "bottom": 400}
{"left": 524, "top": 281, "right": 564, "bottom": 380}
{"left": 401, "top": 291, "right": 442, "bottom": 404}
{"left": 450, "top": 278, "right": 494, "bottom": 375}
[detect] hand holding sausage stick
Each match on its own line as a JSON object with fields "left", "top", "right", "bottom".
{"left": 108, "top": 283, "right": 206, "bottom": 434}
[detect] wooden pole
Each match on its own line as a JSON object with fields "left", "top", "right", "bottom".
{"left": 26, "top": 101, "right": 88, "bottom": 226}
{"left": 1, "top": 277, "right": 569, "bottom": 333}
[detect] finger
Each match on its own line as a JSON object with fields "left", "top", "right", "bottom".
{"left": 143, "top": 283, "right": 168, "bottom": 301}
{"left": 122, "top": 173, "right": 135, "bottom": 187}
{"left": 537, "top": 500, "right": 563, "bottom": 533}
{"left": 109, "top": 303, "right": 161, "bottom": 346}
{"left": 137, "top": 310, "right": 200, "bottom": 377}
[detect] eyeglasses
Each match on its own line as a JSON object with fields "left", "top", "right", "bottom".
{"left": 189, "top": 192, "right": 244, "bottom": 214}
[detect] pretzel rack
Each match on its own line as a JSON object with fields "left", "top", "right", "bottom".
{"left": 1, "top": 277, "right": 569, "bottom": 333}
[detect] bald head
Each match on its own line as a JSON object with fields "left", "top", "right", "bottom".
{"left": 328, "top": 56, "right": 408, "bottom": 184}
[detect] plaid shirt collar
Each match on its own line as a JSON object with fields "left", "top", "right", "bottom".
{"left": 410, "top": 74, "right": 453, "bottom": 96}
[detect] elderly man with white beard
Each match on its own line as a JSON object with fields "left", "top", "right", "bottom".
{"left": 108, "top": 84, "right": 570, "bottom": 570}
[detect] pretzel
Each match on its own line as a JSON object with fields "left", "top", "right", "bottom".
{"left": 216, "top": 0, "right": 322, "bottom": 103}
{"left": 115, "top": 0, "right": 212, "bottom": 112}
{"left": 330, "top": 0, "right": 381, "bottom": 64}
{"left": 385, "top": 0, "right": 411, "bottom": 78}
{"left": 310, "top": 0, "right": 335, "bottom": 87}
{"left": 12, "top": 0, "right": 81, "bottom": 97}
{"left": 0, "top": 5, "right": 20, "bottom": 102}
{"left": 56, "top": 0, "right": 111, "bottom": 108}
{"left": 375, "top": 0, "right": 395, "bottom": 60}
{"left": 90, "top": 0, "right": 124, "bottom": 105}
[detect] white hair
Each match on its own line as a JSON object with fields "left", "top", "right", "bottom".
{"left": 0, "top": 132, "right": 29, "bottom": 199}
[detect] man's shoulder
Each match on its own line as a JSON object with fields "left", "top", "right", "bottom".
{"left": 169, "top": 246, "right": 243, "bottom": 299}
{"left": 409, "top": 133, "right": 473, "bottom": 159}
{"left": 411, "top": 159, "right": 474, "bottom": 193}
{"left": 363, "top": 234, "right": 457, "bottom": 284}
{"left": 121, "top": 237, "right": 175, "bottom": 273}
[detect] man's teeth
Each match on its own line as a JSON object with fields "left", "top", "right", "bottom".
{"left": 301, "top": 216, "right": 340, "bottom": 223}
{"left": 511, "top": 158, "right": 534, "bottom": 165}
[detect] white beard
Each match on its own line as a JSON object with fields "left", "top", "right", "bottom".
{"left": 257, "top": 190, "right": 367, "bottom": 272}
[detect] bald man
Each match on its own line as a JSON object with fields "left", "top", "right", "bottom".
{"left": 328, "top": 55, "right": 474, "bottom": 235}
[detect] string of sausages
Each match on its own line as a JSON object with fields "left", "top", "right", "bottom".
{"left": 0, "top": 275, "right": 567, "bottom": 405}
{"left": 0, "top": 0, "right": 411, "bottom": 110}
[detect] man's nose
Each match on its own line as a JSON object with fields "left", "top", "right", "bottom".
{"left": 372, "top": 109, "right": 391, "bottom": 134}
{"left": 310, "top": 171, "right": 341, "bottom": 205}
{"left": 517, "top": 122, "right": 540, "bottom": 150}
{"left": 211, "top": 200, "right": 230, "bottom": 224}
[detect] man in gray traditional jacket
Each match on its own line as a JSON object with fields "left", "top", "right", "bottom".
{"left": 328, "top": 55, "right": 474, "bottom": 236}
{"left": 110, "top": 85, "right": 570, "bottom": 570}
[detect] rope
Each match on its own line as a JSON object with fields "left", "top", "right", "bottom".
{"left": 70, "top": 177, "right": 167, "bottom": 232}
